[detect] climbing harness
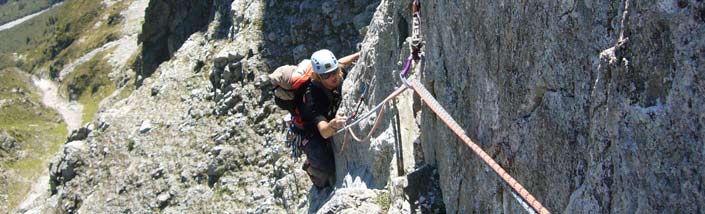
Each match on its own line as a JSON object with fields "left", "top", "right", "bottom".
{"left": 285, "top": 115, "right": 307, "bottom": 158}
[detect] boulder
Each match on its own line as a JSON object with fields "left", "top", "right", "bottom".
{"left": 315, "top": 188, "right": 383, "bottom": 214}
{"left": 156, "top": 192, "right": 171, "bottom": 208}
{"left": 97, "top": 116, "right": 110, "bottom": 131}
{"left": 49, "top": 140, "right": 88, "bottom": 194}
{"left": 214, "top": 49, "right": 244, "bottom": 69}
{"left": 138, "top": 120, "right": 153, "bottom": 133}
{"left": 0, "top": 129, "right": 17, "bottom": 152}
{"left": 67, "top": 126, "right": 92, "bottom": 142}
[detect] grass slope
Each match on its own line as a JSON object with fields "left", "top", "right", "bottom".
{"left": 61, "top": 49, "right": 117, "bottom": 124}
{"left": 2, "top": 0, "right": 131, "bottom": 121}
{"left": 0, "top": 0, "right": 62, "bottom": 26}
{"left": 0, "top": 68, "right": 66, "bottom": 211}
{"left": 0, "top": 0, "right": 135, "bottom": 210}
{"left": 0, "top": 3, "right": 59, "bottom": 69}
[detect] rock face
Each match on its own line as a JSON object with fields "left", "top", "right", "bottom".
{"left": 137, "top": 0, "right": 215, "bottom": 79}
{"left": 209, "top": 0, "right": 379, "bottom": 117}
{"left": 403, "top": 0, "right": 704, "bottom": 213}
{"left": 340, "top": 0, "right": 705, "bottom": 213}
{"left": 49, "top": 140, "right": 87, "bottom": 195}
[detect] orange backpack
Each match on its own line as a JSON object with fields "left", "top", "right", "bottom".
{"left": 269, "top": 60, "right": 313, "bottom": 128}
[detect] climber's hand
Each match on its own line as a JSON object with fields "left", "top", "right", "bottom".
{"left": 332, "top": 113, "right": 348, "bottom": 129}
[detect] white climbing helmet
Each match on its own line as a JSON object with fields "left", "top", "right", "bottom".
{"left": 310, "top": 49, "right": 338, "bottom": 74}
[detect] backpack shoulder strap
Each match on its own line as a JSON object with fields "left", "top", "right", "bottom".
{"left": 291, "top": 61, "right": 313, "bottom": 89}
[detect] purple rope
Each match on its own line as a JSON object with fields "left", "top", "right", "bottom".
{"left": 401, "top": 56, "right": 413, "bottom": 77}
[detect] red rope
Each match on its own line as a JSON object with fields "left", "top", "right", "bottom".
{"left": 408, "top": 79, "right": 550, "bottom": 214}
{"left": 338, "top": 86, "right": 408, "bottom": 153}
{"left": 347, "top": 104, "right": 385, "bottom": 142}
{"left": 335, "top": 76, "right": 550, "bottom": 214}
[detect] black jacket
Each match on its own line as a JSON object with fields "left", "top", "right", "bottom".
{"left": 298, "top": 70, "right": 347, "bottom": 140}
{"left": 299, "top": 81, "right": 342, "bottom": 140}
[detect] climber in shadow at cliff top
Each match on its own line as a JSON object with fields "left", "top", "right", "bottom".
{"left": 298, "top": 49, "right": 360, "bottom": 191}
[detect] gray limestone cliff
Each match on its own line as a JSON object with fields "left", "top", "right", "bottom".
{"left": 340, "top": 0, "right": 705, "bottom": 213}
{"left": 137, "top": 0, "right": 214, "bottom": 80}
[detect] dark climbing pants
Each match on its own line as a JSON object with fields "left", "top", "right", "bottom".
{"left": 303, "top": 136, "right": 335, "bottom": 188}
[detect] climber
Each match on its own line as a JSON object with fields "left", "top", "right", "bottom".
{"left": 299, "top": 49, "right": 360, "bottom": 189}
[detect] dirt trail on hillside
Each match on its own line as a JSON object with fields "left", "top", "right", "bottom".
{"left": 0, "top": 2, "right": 64, "bottom": 32}
{"left": 32, "top": 78, "right": 82, "bottom": 130}
{"left": 15, "top": 78, "right": 83, "bottom": 213}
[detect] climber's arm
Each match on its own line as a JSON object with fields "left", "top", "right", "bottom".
{"left": 338, "top": 52, "right": 360, "bottom": 69}
{"left": 317, "top": 114, "right": 347, "bottom": 139}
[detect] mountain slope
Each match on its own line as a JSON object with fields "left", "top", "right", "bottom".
{"left": 0, "top": 0, "right": 61, "bottom": 26}
{"left": 34, "top": 0, "right": 381, "bottom": 213}
{"left": 0, "top": 68, "right": 66, "bottom": 212}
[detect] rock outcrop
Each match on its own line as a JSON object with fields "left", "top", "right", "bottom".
{"left": 396, "top": 0, "right": 703, "bottom": 213}
{"left": 0, "top": 129, "right": 17, "bottom": 157}
{"left": 48, "top": 140, "right": 87, "bottom": 195}
{"left": 316, "top": 188, "right": 384, "bottom": 213}
{"left": 66, "top": 125, "right": 91, "bottom": 142}
{"left": 137, "top": 0, "right": 215, "bottom": 80}
{"left": 339, "top": 0, "right": 704, "bottom": 213}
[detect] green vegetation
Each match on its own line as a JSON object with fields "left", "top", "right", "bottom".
{"left": 0, "top": 69, "right": 47, "bottom": 127}
{"left": 60, "top": 49, "right": 116, "bottom": 124}
{"left": 0, "top": 8, "right": 59, "bottom": 53}
{"left": 0, "top": 68, "right": 66, "bottom": 211}
{"left": 0, "top": 0, "right": 61, "bottom": 26}
{"left": 127, "top": 139, "right": 135, "bottom": 151}
{"left": 0, "top": 52, "right": 14, "bottom": 69}
{"left": 36, "top": 0, "right": 130, "bottom": 124}
{"left": 2, "top": 0, "right": 132, "bottom": 122}
{"left": 9, "top": 0, "right": 126, "bottom": 74}
{"left": 27, "top": 0, "right": 104, "bottom": 74}
{"left": 4, "top": 123, "right": 66, "bottom": 210}
{"left": 0, "top": 2, "right": 59, "bottom": 69}
{"left": 375, "top": 191, "right": 391, "bottom": 213}
{"left": 0, "top": 0, "right": 137, "bottom": 210}
{"left": 1, "top": 0, "right": 131, "bottom": 77}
